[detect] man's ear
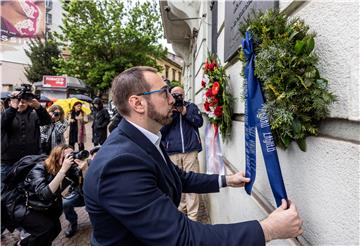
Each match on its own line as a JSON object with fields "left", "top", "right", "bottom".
{"left": 128, "top": 95, "right": 146, "bottom": 114}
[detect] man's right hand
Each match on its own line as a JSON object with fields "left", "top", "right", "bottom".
{"left": 9, "top": 97, "right": 19, "bottom": 109}
{"left": 260, "top": 199, "right": 303, "bottom": 242}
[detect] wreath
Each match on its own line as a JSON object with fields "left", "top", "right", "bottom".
{"left": 201, "top": 53, "right": 234, "bottom": 140}
{"left": 239, "top": 10, "right": 336, "bottom": 151}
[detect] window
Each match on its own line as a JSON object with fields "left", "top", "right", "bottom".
{"left": 46, "top": 13, "right": 52, "bottom": 25}
{"left": 172, "top": 69, "right": 176, "bottom": 81}
{"left": 46, "top": 0, "right": 53, "bottom": 10}
{"left": 178, "top": 72, "right": 181, "bottom": 82}
{"left": 165, "top": 65, "right": 169, "bottom": 79}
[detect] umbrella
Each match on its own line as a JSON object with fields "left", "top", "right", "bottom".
{"left": 69, "top": 94, "right": 92, "bottom": 103}
{"left": 53, "top": 98, "right": 92, "bottom": 116}
{"left": 1, "top": 91, "right": 11, "bottom": 100}
{"left": 39, "top": 95, "right": 52, "bottom": 102}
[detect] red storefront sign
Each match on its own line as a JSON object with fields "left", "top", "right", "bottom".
{"left": 43, "top": 76, "right": 67, "bottom": 88}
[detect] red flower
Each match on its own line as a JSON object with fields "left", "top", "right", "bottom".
{"left": 208, "top": 63, "right": 214, "bottom": 71}
{"left": 210, "top": 97, "right": 219, "bottom": 106}
{"left": 204, "top": 101, "right": 210, "bottom": 112}
{"left": 212, "top": 82, "right": 220, "bottom": 95}
{"left": 205, "top": 88, "right": 213, "bottom": 97}
{"left": 214, "top": 106, "right": 223, "bottom": 117}
{"left": 201, "top": 80, "right": 206, "bottom": 88}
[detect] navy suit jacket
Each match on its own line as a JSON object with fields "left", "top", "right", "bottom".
{"left": 83, "top": 119, "right": 265, "bottom": 246}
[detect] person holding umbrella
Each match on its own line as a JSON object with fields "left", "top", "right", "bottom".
{"left": 91, "top": 98, "right": 110, "bottom": 146}
{"left": 69, "top": 102, "right": 88, "bottom": 151}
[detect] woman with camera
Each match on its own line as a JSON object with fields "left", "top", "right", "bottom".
{"left": 40, "top": 105, "right": 68, "bottom": 155}
{"left": 69, "top": 102, "right": 88, "bottom": 151}
{"left": 13, "top": 144, "right": 81, "bottom": 246}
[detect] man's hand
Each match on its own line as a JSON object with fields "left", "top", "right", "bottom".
{"left": 181, "top": 106, "right": 187, "bottom": 115}
{"left": 225, "top": 171, "right": 251, "bottom": 187}
{"left": 260, "top": 199, "right": 303, "bottom": 242}
{"left": 9, "top": 98, "right": 19, "bottom": 109}
{"left": 28, "top": 99, "right": 41, "bottom": 109}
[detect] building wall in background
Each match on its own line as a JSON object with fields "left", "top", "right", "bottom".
{"left": 161, "top": 0, "right": 359, "bottom": 245}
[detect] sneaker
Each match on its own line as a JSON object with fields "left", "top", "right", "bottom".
{"left": 64, "top": 223, "right": 78, "bottom": 238}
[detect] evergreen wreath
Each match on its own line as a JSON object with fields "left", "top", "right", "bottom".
{"left": 239, "top": 10, "right": 336, "bottom": 151}
{"left": 201, "top": 53, "right": 234, "bottom": 140}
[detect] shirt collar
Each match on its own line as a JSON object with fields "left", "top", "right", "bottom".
{"left": 127, "top": 119, "right": 162, "bottom": 147}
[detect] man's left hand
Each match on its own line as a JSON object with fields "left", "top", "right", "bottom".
{"left": 226, "top": 171, "right": 251, "bottom": 187}
{"left": 29, "top": 99, "right": 41, "bottom": 109}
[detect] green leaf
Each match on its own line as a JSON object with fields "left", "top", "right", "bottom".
{"left": 304, "top": 37, "right": 315, "bottom": 54}
{"left": 296, "top": 138, "right": 307, "bottom": 152}
{"left": 296, "top": 75, "right": 308, "bottom": 89}
{"left": 294, "top": 40, "right": 305, "bottom": 55}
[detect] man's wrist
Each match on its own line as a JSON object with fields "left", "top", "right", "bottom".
{"left": 260, "top": 220, "right": 272, "bottom": 242}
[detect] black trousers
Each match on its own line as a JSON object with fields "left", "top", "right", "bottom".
{"left": 19, "top": 210, "right": 61, "bottom": 246}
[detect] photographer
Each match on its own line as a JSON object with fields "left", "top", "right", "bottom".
{"left": 62, "top": 147, "right": 98, "bottom": 238}
{"left": 12, "top": 144, "right": 78, "bottom": 246}
{"left": 160, "top": 86, "right": 203, "bottom": 221}
{"left": 40, "top": 105, "right": 69, "bottom": 155}
{"left": 1, "top": 89, "right": 51, "bottom": 189}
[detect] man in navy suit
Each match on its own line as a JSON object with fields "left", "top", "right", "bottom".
{"left": 83, "top": 66, "right": 303, "bottom": 246}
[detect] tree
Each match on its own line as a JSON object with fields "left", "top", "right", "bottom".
{"left": 55, "top": 0, "right": 167, "bottom": 91}
{"left": 24, "top": 33, "right": 61, "bottom": 83}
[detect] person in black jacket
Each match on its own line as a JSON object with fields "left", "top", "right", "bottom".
{"left": 91, "top": 98, "right": 110, "bottom": 146}
{"left": 1, "top": 92, "right": 51, "bottom": 189}
{"left": 160, "top": 86, "right": 203, "bottom": 221}
{"left": 108, "top": 112, "right": 123, "bottom": 133}
{"left": 13, "top": 144, "right": 81, "bottom": 246}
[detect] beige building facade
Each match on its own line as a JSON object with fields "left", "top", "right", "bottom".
{"left": 160, "top": 0, "right": 359, "bottom": 245}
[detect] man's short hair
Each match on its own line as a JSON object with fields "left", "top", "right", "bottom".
{"left": 111, "top": 66, "right": 157, "bottom": 116}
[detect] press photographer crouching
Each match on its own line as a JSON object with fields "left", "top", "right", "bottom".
{"left": 62, "top": 147, "right": 99, "bottom": 238}
{"left": 12, "top": 145, "right": 86, "bottom": 246}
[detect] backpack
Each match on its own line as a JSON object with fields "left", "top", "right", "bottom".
{"left": 1, "top": 154, "right": 47, "bottom": 232}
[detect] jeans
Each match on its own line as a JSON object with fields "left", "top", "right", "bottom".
{"left": 1, "top": 163, "right": 13, "bottom": 234}
{"left": 62, "top": 188, "right": 85, "bottom": 225}
{"left": 1, "top": 163, "right": 13, "bottom": 192}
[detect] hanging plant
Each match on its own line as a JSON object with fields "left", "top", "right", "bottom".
{"left": 201, "top": 53, "right": 234, "bottom": 140}
{"left": 239, "top": 10, "right": 336, "bottom": 151}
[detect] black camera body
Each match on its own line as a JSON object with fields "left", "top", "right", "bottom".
{"left": 12, "top": 84, "right": 39, "bottom": 100}
{"left": 66, "top": 150, "right": 90, "bottom": 186}
{"left": 172, "top": 93, "right": 184, "bottom": 108}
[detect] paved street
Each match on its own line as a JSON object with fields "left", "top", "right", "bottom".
{"left": 1, "top": 121, "right": 211, "bottom": 245}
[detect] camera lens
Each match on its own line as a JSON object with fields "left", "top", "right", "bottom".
{"left": 53, "top": 112, "right": 60, "bottom": 117}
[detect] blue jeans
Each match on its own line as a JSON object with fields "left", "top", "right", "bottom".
{"left": 1, "top": 163, "right": 13, "bottom": 234}
{"left": 1, "top": 163, "right": 13, "bottom": 192}
{"left": 62, "top": 188, "right": 85, "bottom": 225}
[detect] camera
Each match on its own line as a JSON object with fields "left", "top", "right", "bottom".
{"left": 66, "top": 150, "right": 90, "bottom": 186}
{"left": 11, "top": 84, "right": 39, "bottom": 100}
{"left": 172, "top": 93, "right": 184, "bottom": 108}
{"left": 53, "top": 112, "right": 60, "bottom": 117}
{"left": 71, "top": 150, "right": 89, "bottom": 160}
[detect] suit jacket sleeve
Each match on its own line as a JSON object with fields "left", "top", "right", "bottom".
{"left": 99, "top": 154, "right": 265, "bottom": 246}
{"left": 171, "top": 162, "right": 219, "bottom": 193}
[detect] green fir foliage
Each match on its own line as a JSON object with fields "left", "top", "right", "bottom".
{"left": 239, "top": 10, "right": 336, "bottom": 151}
{"left": 24, "top": 33, "right": 61, "bottom": 83}
{"left": 55, "top": 0, "right": 167, "bottom": 92}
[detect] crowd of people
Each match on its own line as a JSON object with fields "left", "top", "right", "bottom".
{"left": 1, "top": 91, "right": 108, "bottom": 245}
{"left": 1, "top": 66, "right": 303, "bottom": 246}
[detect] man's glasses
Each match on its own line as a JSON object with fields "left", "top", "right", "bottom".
{"left": 136, "top": 86, "right": 171, "bottom": 98}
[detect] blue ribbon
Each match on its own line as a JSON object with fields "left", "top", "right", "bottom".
{"left": 242, "top": 32, "right": 288, "bottom": 207}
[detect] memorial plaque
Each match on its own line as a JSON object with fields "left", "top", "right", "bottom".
{"left": 224, "top": 0, "right": 277, "bottom": 62}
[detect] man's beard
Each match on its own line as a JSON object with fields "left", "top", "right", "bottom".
{"left": 147, "top": 100, "right": 173, "bottom": 126}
